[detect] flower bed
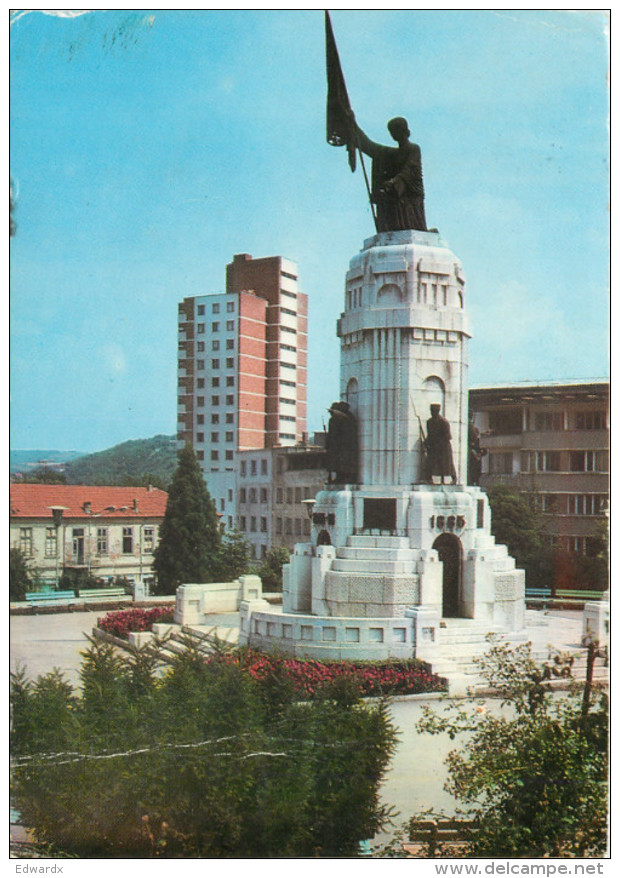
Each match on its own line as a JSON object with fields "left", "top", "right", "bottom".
{"left": 97, "top": 606, "right": 174, "bottom": 640}
{"left": 210, "top": 649, "right": 446, "bottom": 699}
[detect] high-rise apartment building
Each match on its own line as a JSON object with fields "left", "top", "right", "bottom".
{"left": 177, "top": 253, "right": 308, "bottom": 526}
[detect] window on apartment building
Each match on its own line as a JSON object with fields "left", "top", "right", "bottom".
{"left": 285, "top": 519, "right": 292, "bottom": 535}
{"left": 575, "top": 410, "right": 607, "bottom": 430}
{"left": 44, "top": 527, "right": 57, "bottom": 558}
{"left": 226, "top": 358, "right": 234, "bottom": 369}
{"left": 281, "top": 379, "right": 296, "bottom": 388}
{"left": 240, "top": 488, "right": 247, "bottom": 503}
{"left": 251, "top": 460, "right": 257, "bottom": 476}
{"left": 227, "top": 301, "right": 235, "bottom": 313}
{"left": 260, "top": 517, "right": 267, "bottom": 533}
{"left": 295, "top": 487, "right": 302, "bottom": 503}
{"left": 196, "top": 342, "right": 205, "bottom": 352}
{"left": 212, "top": 396, "right": 220, "bottom": 406}
{"left": 195, "top": 360, "right": 204, "bottom": 370}
{"left": 535, "top": 451, "right": 562, "bottom": 472}
{"left": 212, "top": 303, "right": 220, "bottom": 314}
{"left": 211, "top": 377, "right": 219, "bottom": 387}
{"left": 196, "top": 451, "right": 204, "bottom": 460}
{"left": 249, "top": 488, "right": 257, "bottom": 503}
{"left": 226, "top": 339, "right": 234, "bottom": 350}
{"left": 250, "top": 516, "right": 257, "bottom": 532}
{"left": 225, "top": 450, "right": 233, "bottom": 462}
{"left": 280, "top": 397, "right": 296, "bottom": 406}
{"left": 220, "top": 498, "right": 225, "bottom": 511}
{"left": 280, "top": 344, "right": 297, "bottom": 353}
{"left": 197, "top": 415, "right": 205, "bottom": 425}
{"left": 228, "top": 489, "right": 233, "bottom": 502}
{"left": 143, "top": 527, "right": 154, "bottom": 553}
{"left": 226, "top": 376, "right": 234, "bottom": 387}
{"left": 212, "top": 340, "right": 220, "bottom": 351}
{"left": 260, "top": 488, "right": 268, "bottom": 503}
{"left": 534, "top": 411, "right": 564, "bottom": 431}
{"left": 212, "top": 322, "right": 220, "bottom": 332}
{"left": 261, "top": 459, "right": 268, "bottom": 475}
{"left": 276, "top": 518, "right": 282, "bottom": 534}
{"left": 19, "top": 527, "right": 33, "bottom": 556}
{"left": 228, "top": 516, "right": 233, "bottom": 528}
{"left": 241, "top": 461, "right": 247, "bottom": 477}
{"left": 211, "top": 450, "right": 219, "bottom": 461}
{"left": 569, "top": 450, "right": 607, "bottom": 472}
{"left": 226, "top": 431, "right": 234, "bottom": 442}
{"left": 489, "top": 452, "right": 513, "bottom": 474}
{"left": 539, "top": 494, "right": 562, "bottom": 514}
{"left": 276, "top": 488, "right": 283, "bottom": 504}
{"left": 197, "top": 305, "right": 205, "bottom": 315}
{"left": 226, "top": 395, "right": 234, "bottom": 405}
{"left": 286, "top": 488, "right": 293, "bottom": 504}
{"left": 303, "top": 519, "right": 311, "bottom": 536}
{"left": 197, "top": 324, "right": 205, "bottom": 334}
{"left": 197, "top": 379, "right": 205, "bottom": 389}
{"left": 226, "top": 320, "right": 234, "bottom": 331}
{"left": 239, "top": 516, "right": 246, "bottom": 531}
{"left": 488, "top": 410, "right": 522, "bottom": 435}
{"left": 567, "top": 494, "right": 608, "bottom": 516}
{"left": 96, "top": 527, "right": 109, "bottom": 555}
{"left": 211, "top": 432, "right": 219, "bottom": 442}
{"left": 211, "top": 414, "right": 219, "bottom": 424}
{"left": 280, "top": 433, "right": 296, "bottom": 441}
{"left": 226, "top": 413, "right": 234, "bottom": 424}
{"left": 211, "top": 359, "right": 220, "bottom": 369}
{"left": 197, "top": 432, "right": 204, "bottom": 442}
{"left": 122, "top": 527, "right": 134, "bottom": 554}
{"left": 197, "top": 396, "right": 205, "bottom": 406}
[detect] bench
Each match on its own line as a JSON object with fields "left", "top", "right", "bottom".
{"left": 525, "top": 587, "right": 552, "bottom": 608}
{"left": 25, "top": 590, "right": 75, "bottom": 603}
{"left": 405, "top": 818, "right": 475, "bottom": 857}
{"left": 77, "top": 588, "right": 128, "bottom": 601}
{"left": 553, "top": 589, "right": 605, "bottom": 608}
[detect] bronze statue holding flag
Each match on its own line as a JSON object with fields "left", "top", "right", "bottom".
{"left": 325, "top": 11, "right": 428, "bottom": 233}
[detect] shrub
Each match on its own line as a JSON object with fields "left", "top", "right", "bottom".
{"left": 11, "top": 642, "right": 398, "bottom": 858}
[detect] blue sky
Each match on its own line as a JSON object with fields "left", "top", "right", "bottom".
{"left": 10, "top": 9, "right": 609, "bottom": 453}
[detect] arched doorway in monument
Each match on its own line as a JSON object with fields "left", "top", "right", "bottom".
{"left": 433, "top": 533, "right": 463, "bottom": 618}
{"left": 317, "top": 530, "right": 332, "bottom": 546}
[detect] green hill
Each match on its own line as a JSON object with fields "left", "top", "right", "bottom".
{"left": 64, "top": 435, "right": 178, "bottom": 489}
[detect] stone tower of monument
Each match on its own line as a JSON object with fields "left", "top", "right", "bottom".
{"left": 239, "top": 229, "right": 526, "bottom": 691}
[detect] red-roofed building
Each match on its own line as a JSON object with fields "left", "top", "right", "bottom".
{"left": 10, "top": 484, "right": 168, "bottom": 589}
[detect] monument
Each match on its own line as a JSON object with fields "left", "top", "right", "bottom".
{"left": 238, "top": 13, "right": 526, "bottom": 691}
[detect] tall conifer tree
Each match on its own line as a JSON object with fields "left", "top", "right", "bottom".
{"left": 153, "top": 445, "right": 221, "bottom": 594}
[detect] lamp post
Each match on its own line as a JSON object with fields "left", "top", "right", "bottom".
{"left": 48, "top": 506, "right": 68, "bottom": 591}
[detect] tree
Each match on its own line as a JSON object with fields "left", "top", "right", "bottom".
{"left": 10, "top": 640, "right": 398, "bottom": 857}
{"left": 416, "top": 639, "right": 608, "bottom": 857}
{"left": 216, "top": 529, "right": 251, "bottom": 582}
{"left": 487, "top": 485, "right": 553, "bottom": 589}
{"left": 152, "top": 445, "right": 222, "bottom": 594}
{"left": 9, "top": 548, "right": 31, "bottom": 600}
{"left": 252, "top": 546, "right": 291, "bottom": 592}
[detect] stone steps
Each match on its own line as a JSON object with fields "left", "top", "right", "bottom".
{"left": 331, "top": 558, "right": 415, "bottom": 575}
{"left": 346, "top": 535, "right": 412, "bottom": 550}
{"left": 336, "top": 546, "right": 417, "bottom": 562}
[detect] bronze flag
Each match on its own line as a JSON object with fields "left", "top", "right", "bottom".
{"left": 325, "top": 10, "right": 356, "bottom": 172}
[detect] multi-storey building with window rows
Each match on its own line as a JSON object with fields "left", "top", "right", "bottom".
{"left": 469, "top": 380, "right": 609, "bottom": 557}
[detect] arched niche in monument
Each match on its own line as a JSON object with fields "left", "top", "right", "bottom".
{"left": 346, "top": 377, "right": 359, "bottom": 415}
{"left": 376, "top": 281, "right": 404, "bottom": 306}
{"left": 433, "top": 532, "right": 463, "bottom": 618}
{"left": 421, "top": 375, "right": 446, "bottom": 413}
{"left": 317, "top": 529, "right": 332, "bottom": 546}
